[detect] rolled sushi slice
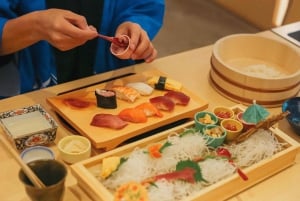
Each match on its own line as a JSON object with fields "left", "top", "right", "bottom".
{"left": 95, "top": 89, "right": 117, "bottom": 109}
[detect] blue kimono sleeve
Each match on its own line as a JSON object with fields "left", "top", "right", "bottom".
{"left": 102, "top": 0, "right": 165, "bottom": 39}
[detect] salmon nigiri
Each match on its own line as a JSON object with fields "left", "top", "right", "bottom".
{"left": 119, "top": 108, "right": 147, "bottom": 123}
{"left": 135, "top": 102, "right": 163, "bottom": 118}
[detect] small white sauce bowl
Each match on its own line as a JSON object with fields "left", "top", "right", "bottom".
{"left": 20, "top": 146, "right": 55, "bottom": 164}
{"left": 110, "top": 34, "right": 131, "bottom": 59}
{"left": 58, "top": 135, "right": 91, "bottom": 164}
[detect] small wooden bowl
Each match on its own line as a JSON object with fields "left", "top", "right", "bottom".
{"left": 210, "top": 34, "right": 300, "bottom": 107}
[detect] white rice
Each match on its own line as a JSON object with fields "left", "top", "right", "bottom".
{"left": 242, "top": 64, "right": 286, "bottom": 78}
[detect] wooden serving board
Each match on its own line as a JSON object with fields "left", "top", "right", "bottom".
{"left": 47, "top": 70, "right": 208, "bottom": 150}
{"left": 70, "top": 121, "right": 300, "bottom": 201}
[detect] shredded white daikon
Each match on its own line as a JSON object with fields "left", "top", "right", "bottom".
{"left": 97, "top": 128, "right": 283, "bottom": 201}
{"left": 102, "top": 148, "right": 153, "bottom": 190}
{"left": 148, "top": 179, "right": 204, "bottom": 201}
{"left": 228, "top": 129, "right": 283, "bottom": 167}
{"left": 199, "top": 158, "right": 236, "bottom": 184}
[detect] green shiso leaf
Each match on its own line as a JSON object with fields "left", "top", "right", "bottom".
{"left": 159, "top": 141, "right": 172, "bottom": 152}
{"left": 176, "top": 160, "right": 208, "bottom": 183}
{"left": 179, "top": 128, "right": 197, "bottom": 137}
{"left": 115, "top": 157, "right": 127, "bottom": 172}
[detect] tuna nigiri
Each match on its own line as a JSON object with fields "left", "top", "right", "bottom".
{"left": 119, "top": 108, "right": 147, "bottom": 123}
{"left": 135, "top": 102, "right": 163, "bottom": 117}
{"left": 149, "top": 96, "right": 175, "bottom": 112}
{"left": 90, "top": 113, "right": 128, "bottom": 130}
{"left": 164, "top": 90, "right": 190, "bottom": 106}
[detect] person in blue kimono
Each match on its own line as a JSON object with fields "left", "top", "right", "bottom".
{"left": 0, "top": 0, "right": 165, "bottom": 97}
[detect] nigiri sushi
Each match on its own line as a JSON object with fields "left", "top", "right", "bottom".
{"left": 90, "top": 113, "right": 128, "bottom": 130}
{"left": 147, "top": 76, "right": 182, "bottom": 91}
{"left": 119, "top": 108, "right": 147, "bottom": 123}
{"left": 126, "top": 82, "right": 154, "bottom": 96}
{"left": 111, "top": 85, "right": 140, "bottom": 103}
{"left": 164, "top": 90, "right": 190, "bottom": 106}
{"left": 149, "top": 96, "right": 175, "bottom": 112}
{"left": 135, "top": 102, "right": 163, "bottom": 117}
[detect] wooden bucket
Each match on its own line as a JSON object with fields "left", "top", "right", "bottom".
{"left": 210, "top": 34, "right": 300, "bottom": 107}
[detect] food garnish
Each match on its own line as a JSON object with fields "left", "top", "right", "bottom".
{"left": 148, "top": 144, "right": 163, "bottom": 158}
{"left": 235, "top": 111, "right": 290, "bottom": 143}
{"left": 224, "top": 123, "right": 238, "bottom": 131}
{"left": 101, "top": 156, "right": 121, "bottom": 179}
{"left": 205, "top": 126, "right": 224, "bottom": 138}
{"left": 199, "top": 114, "right": 215, "bottom": 124}
{"left": 147, "top": 141, "right": 172, "bottom": 158}
{"left": 101, "top": 157, "right": 127, "bottom": 179}
{"left": 215, "top": 111, "right": 231, "bottom": 119}
{"left": 216, "top": 147, "right": 248, "bottom": 181}
{"left": 114, "top": 181, "right": 149, "bottom": 201}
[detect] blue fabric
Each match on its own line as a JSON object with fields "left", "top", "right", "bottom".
{"left": 0, "top": 0, "right": 165, "bottom": 95}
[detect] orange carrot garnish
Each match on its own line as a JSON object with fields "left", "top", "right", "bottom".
{"left": 148, "top": 143, "right": 163, "bottom": 158}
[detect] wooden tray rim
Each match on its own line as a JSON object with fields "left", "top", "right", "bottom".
{"left": 47, "top": 70, "right": 209, "bottom": 150}
{"left": 71, "top": 121, "right": 300, "bottom": 201}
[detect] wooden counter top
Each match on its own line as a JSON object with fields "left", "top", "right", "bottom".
{"left": 1, "top": 31, "right": 299, "bottom": 201}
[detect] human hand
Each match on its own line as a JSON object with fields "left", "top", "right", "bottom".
{"left": 35, "top": 9, "right": 98, "bottom": 51}
{"left": 115, "top": 22, "right": 157, "bottom": 63}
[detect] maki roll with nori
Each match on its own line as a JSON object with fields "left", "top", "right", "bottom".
{"left": 95, "top": 89, "right": 117, "bottom": 109}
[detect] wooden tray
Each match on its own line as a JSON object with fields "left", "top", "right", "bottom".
{"left": 70, "top": 121, "right": 300, "bottom": 201}
{"left": 47, "top": 70, "right": 208, "bottom": 150}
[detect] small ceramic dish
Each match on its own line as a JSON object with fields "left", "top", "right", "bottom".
{"left": 202, "top": 124, "right": 226, "bottom": 148}
{"left": 110, "top": 34, "right": 131, "bottom": 59}
{"left": 0, "top": 104, "right": 58, "bottom": 150}
{"left": 236, "top": 112, "right": 256, "bottom": 131}
{"left": 213, "top": 106, "right": 235, "bottom": 122}
{"left": 194, "top": 111, "right": 218, "bottom": 131}
{"left": 20, "top": 146, "right": 55, "bottom": 164}
{"left": 282, "top": 97, "right": 300, "bottom": 135}
{"left": 220, "top": 118, "right": 243, "bottom": 142}
{"left": 58, "top": 135, "right": 91, "bottom": 164}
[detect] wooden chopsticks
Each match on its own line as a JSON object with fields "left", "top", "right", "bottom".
{"left": 0, "top": 134, "right": 46, "bottom": 188}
